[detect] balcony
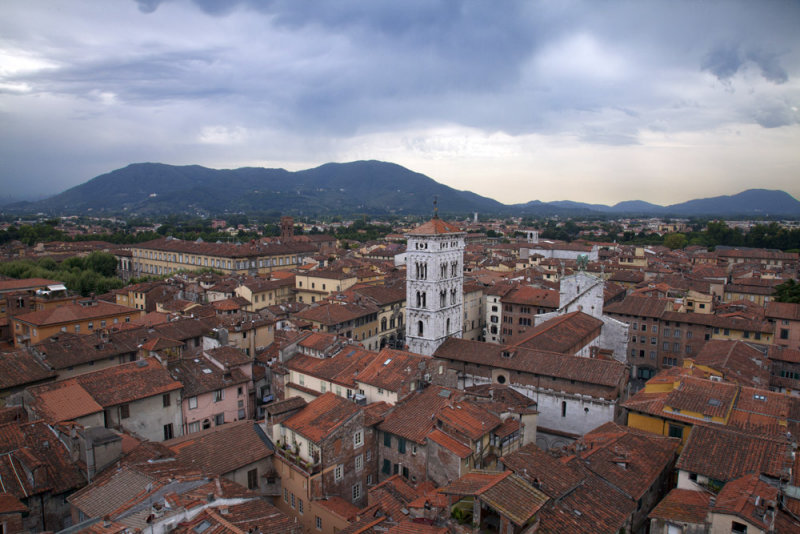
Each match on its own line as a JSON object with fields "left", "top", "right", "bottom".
{"left": 273, "top": 441, "right": 322, "bottom": 476}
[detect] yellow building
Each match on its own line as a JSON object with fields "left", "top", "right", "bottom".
{"left": 235, "top": 277, "right": 295, "bottom": 311}
{"left": 295, "top": 269, "right": 358, "bottom": 304}
{"left": 623, "top": 368, "right": 791, "bottom": 450}
{"left": 129, "top": 237, "right": 315, "bottom": 278}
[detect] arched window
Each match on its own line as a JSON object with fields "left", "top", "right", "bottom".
{"left": 440, "top": 263, "right": 447, "bottom": 278}
{"left": 381, "top": 317, "right": 387, "bottom": 331}
{"left": 417, "top": 321, "right": 424, "bottom": 336}
{"left": 440, "top": 290, "right": 446, "bottom": 307}
{"left": 416, "top": 291, "right": 422, "bottom": 307}
{"left": 421, "top": 292, "right": 426, "bottom": 307}
{"left": 450, "top": 289, "right": 457, "bottom": 305}
{"left": 446, "top": 318, "right": 451, "bottom": 333}
{"left": 451, "top": 261, "right": 458, "bottom": 276}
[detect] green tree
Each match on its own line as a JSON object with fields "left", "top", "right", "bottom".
{"left": 773, "top": 279, "right": 800, "bottom": 303}
{"left": 664, "top": 233, "right": 688, "bottom": 250}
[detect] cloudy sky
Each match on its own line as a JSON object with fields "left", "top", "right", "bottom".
{"left": 1, "top": 1, "right": 799, "bottom": 206}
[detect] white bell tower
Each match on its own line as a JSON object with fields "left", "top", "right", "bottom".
{"left": 405, "top": 204, "right": 465, "bottom": 356}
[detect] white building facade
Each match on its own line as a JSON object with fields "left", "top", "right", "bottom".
{"left": 405, "top": 217, "right": 465, "bottom": 356}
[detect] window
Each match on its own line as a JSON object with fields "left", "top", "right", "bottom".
{"left": 188, "top": 396, "right": 198, "bottom": 409}
{"left": 215, "top": 413, "right": 224, "bottom": 425}
{"left": 298, "top": 498, "right": 304, "bottom": 515}
{"left": 673, "top": 329, "right": 681, "bottom": 338}
{"left": 664, "top": 327, "right": 670, "bottom": 337}
{"left": 335, "top": 464, "right": 343, "bottom": 481}
{"left": 283, "top": 488, "right": 288, "bottom": 502}
{"left": 397, "top": 437, "right": 406, "bottom": 454}
{"left": 120, "top": 404, "right": 130, "bottom": 419}
{"left": 561, "top": 401, "right": 567, "bottom": 417}
{"left": 316, "top": 516, "right": 322, "bottom": 530}
{"left": 674, "top": 342, "right": 681, "bottom": 352}
{"left": 243, "top": 467, "right": 258, "bottom": 490}
{"left": 291, "top": 493, "right": 295, "bottom": 508}
{"left": 384, "top": 432, "right": 392, "bottom": 447}
{"left": 781, "top": 329, "right": 790, "bottom": 340}
{"left": 88, "top": 322, "right": 94, "bottom": 330}
{"left": 214, "top": 389, "right": 224, "bottom": 402}
{"left": 650, "top": 337, "right": 657, "bottom": 345}
{"left": 355, "top": 454, "right": 363, "bottom": 472}
{"left": 162, "top": 394, "right": 170, "bottom": 407}
{"left": 352, "top": 482, "right": 362, "bottom": 501}
{"left": 382, "top": 459, "right": 391, "bottom": 474}
{"left": 731, "top": 521, "right": 748, "bottom": 534}
{"left": 163, "top": 423, "right": 174, "bottom": 440}
{"left": 668, "top": 424, "right": 683, "bottom": 439}
{"left": 188, "top": 421, "right": 200, "bottom": 433}
{"left": 354, "top": 430, "right": 363, "bottom": 448}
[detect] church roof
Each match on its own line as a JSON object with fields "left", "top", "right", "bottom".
{"left": 406, "top": 217, "right": 463, "bottom": 236}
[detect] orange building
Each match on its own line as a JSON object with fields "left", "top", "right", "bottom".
{"left": 11, "top": 298, "right": 143, "bottom": 347}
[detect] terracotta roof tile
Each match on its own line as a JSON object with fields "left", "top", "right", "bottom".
{"left": 435, "top": 338, "right": 626, "bottom": 395}
{"left": 712, "top": 473, "right": 778, "bottom": 531}
{"left": 512, "top": 311, "right": 603, "bottom": 354}
{"left": 29, "top": 379, "right": 103, "bottom": 422}
{"left": 405, "top": 218, "right": 463, "bottom": 236}
{"left": 648, "top": 488, "right": 712, "bottom": 524}
{"left": 676, "top": 425, "right": 792, "bottom": 482}
{"left": 378, "top": 386, "right": 457, "bottom": 444}
{"left": 0, "top": 350, "right": 55, "bottom": 389}
{"left": 14, "top": 300, "right": 140, "bottom": 327}
{"left": 426, "top": 429, "right": 472, "bottom": 458}
{"left": 75, "top": 357, "right": 183, "bottom": 407}
{"left": 282, "top": 392, "right": 361, "bottom": 443}
{"left": 165, "top": 421, "right": 273, "bottom": 476}
{"left": 480, "top": 473, "right": 549, "bottom": 527}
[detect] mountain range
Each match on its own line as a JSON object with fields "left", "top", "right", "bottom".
{"left": 4, "top": 160, "right": 800, "bottom": 218}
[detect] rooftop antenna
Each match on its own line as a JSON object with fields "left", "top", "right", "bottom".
{"left": 433, "top": 196, "right": 439, "bottom": 219}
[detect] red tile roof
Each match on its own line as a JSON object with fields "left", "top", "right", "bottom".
{"left": 165, "top": 421, "right": 273, "bottom": 476}
{"left": 29, "top": 379, "right": 103, "bottom": 422}
{"left": 712, "top": 473, "right": 778, "bottom": 531}
{"left": 75, "top": 357, "right": 183, "bottom": 407}
{"left": 426, "top": 429, "right": 472, "bottom": 458}
{"left": 406, "top": 218, "right": 463, "bottom": 236}
{"left": 282, "top": 392, "right": 361, "bottom": 443}
{"left": 435, "top": 338, "right": 627, "bottom": 394}
{"left": 513, "top": 311, "right": 603, "bottom": 354}
{"left": 14, "top": 300, "right": 139, "bottom": 327}
{"left": 648, "top": 488, "right": 712, "bottom": 524}
{"left": 676, "top": 425, "right": 792, "bottom": 482}
{"left": 0, "top": 350, "right": 55, "bottom": 390}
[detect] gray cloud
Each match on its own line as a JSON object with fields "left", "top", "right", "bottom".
{"left": 746, "top": 48, "right": 789, "bottom": 84}
{"left": 702, "top": 45, "right": 743, "bottom": 80}
{"left": 0, "top": 0, "right": 798, "bottom": 202}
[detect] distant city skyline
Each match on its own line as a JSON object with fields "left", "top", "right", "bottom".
{"left": 1, "top": 1, "right": 798, "bottom": 205}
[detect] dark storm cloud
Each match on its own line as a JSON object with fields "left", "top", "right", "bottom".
{"left": 703, "top": 44, "right": 790, "bottom": 84}
{"left": 702, "top": 45, "right": 744, "bottom": 81}
{"left": 746, "top": 49, "right": 789, "bottom": 84}
{"left": 1, "top": 0, "right": 799, "bottom": 201}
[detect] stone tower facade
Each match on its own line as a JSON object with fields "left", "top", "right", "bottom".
{"left": 405, "top": 216, "right": 465, "bottom": 356}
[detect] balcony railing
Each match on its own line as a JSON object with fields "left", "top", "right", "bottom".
{"left": 273, "top": 442, "right": 322, "bottom": 475}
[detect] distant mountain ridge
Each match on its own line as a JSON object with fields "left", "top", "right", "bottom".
{"left": 5, "top": 161, "right": 800, "bottom": 218}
